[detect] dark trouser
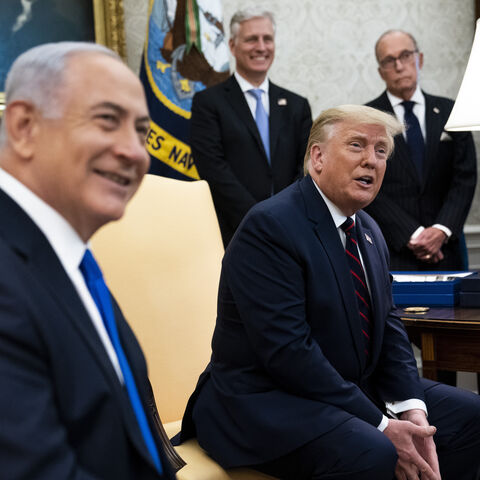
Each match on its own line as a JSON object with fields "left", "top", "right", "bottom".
{"left": 253, "top": 379, "right": 480, "bottom": 480}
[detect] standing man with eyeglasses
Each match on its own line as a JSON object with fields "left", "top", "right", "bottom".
{"left": 365, "top": 30, "right": 476, "bottom": 273}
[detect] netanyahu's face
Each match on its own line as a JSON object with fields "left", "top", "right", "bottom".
{"left": 310, "top": 121, "right": 390, "bottom": 216}
{"left": 29, "top": 52, "right": 150, "bottom": 240}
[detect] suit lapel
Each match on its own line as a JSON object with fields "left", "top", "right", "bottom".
{"left": 224, "top": 75, "right": 269, "bottom": 162}
{"left": 299, "top": 177, "right": 365, "bottom": 369}
{"left": 0, "top": 189, "right": 156, "bottom": 470}
{"left": 355, "top": 217, "right": 386, "bottom": 371}
{"left": 268, "top": 81, "right": 283, "bottom": 164}
{"left": 375, "top": 91, "right": 421, "bottom": 185}
{"left": 422, "top": 92, "right": 443, "bottom": 189}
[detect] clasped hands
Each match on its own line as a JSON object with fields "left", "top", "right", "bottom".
{"left": 383, "top": 409, "right": 441, "bottom": 480}
{"left": 407, "top": 227, "right": 447, "bottom": 264}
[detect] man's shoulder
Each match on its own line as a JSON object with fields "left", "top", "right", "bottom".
{"left": 269, "top": 81, "right": 309, "bottom": 104}
{"left": 193, "top": 76, "right": 233, "bottom": 100}
{"left": 422, "top": 91, "right": 454, "bottom": 108}
{"left": 365, "top": 91, "right": 389, "bottom": 109}
{"left": 241, "top": 180, "right": 305, "bottom": 233}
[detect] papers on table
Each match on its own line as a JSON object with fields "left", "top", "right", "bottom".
{"left": 392, "top": 272, "right": 472, "bottom": 282}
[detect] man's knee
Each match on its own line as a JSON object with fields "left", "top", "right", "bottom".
{"left": 361, "top": 433, "right": 398, "bottom": 477}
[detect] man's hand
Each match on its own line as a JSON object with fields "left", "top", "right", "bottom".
{"left": 383, "top": 411, "right": 440, "bottom": 480}
{"left": 400, "top": 410, "right": 441, "bottom": 479}
{"left": 408, "top": 227, "right": 447, "bottom": 263}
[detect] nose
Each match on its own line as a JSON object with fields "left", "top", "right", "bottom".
{"left": 114, "top": 126, "right": 150, "bottom": 168}
{"left": 362, "top": 146, "right": 378, "bottom": 167}
{"left": 255, "top": 38, "right": 266, "bottom": 51}
{"left": 393, "top": 57, "right": 404, "bottom": 71}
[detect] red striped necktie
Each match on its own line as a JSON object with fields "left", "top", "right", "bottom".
{"left": 340, "top": 217, "right": 372, "bottom": 358}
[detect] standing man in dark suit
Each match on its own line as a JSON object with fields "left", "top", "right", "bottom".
{"left": 190, "top": 7, "right": 312, "bottom": 246}
{"left": 365, "top": 30, "right": 477, "bottom": 271}
{"left": 179, "top": 105, "right": 480, "bottom": 479}
{"left": 0, "top": 42, "right": 175, "bottom": 479}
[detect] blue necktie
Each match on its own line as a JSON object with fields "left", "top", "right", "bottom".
{"left": 341, "top": 218, "right": 372, "bottom": 359}
{"left": 80, "top": 249, "right": 163, "bottom": 474}
{"left": 249, "top": 88, "right": 270, "bottom": 163}
{"left": 402, "top": 100, "right": 424, "bottom": 179}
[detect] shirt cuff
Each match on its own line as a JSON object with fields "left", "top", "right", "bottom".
{"left": 432, "top": 224, "right": 452, "bottom": 239}
{"left": 385, "top": 399, "right": 428, "bottom": 418}
{"left": 377, "top": 414, "right": 389, "bottom": 432}
{"left": 410, "top": 226, "right": 424, "bottom": 241}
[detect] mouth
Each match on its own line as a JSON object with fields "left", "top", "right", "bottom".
{"left": 251, "top": 55, "right": 269, "bottom": 61}
{"left": 355, "top": 175, "right": 373, "bottom": 186}
{"left": 95, "top": 169, "right": 132, "bottom": 186}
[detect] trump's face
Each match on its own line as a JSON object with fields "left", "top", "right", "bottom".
{"left": 310, "top": 121, "right": 390, "bottom": 216}
{"left": 30, "top": 52, "right": 150, "bottom": 240}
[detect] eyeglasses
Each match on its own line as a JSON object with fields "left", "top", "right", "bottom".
{"left": 379, "top": 49, "right": 418, "bottom": 70}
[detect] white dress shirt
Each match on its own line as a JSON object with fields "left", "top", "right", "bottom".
{"left": 313, "top": 179, "right": 427, "bottom": 430}
{"left": 0, "top": 167, "right": 124, "bottom": 383}
{"left": 234, "top": 71, "right": 270, "bottom": 119}
{"left": 387, "top": 86, "right": 426, "bottom": 141}
{"left": 387, "top": 87, "right": 451, "bottom": 239}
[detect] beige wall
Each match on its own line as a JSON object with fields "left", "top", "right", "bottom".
{"left": 124, "top": 0, "right": 480, "bottom": 231}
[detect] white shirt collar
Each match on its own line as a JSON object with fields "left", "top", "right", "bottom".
{"left": 234, "top": 71, "right": 269, "bottom": 94}
{"left": 310, "top": 177, "right": 356, "bottom": 228}
{"left": 0, "top": 167, "right": 87, "bottom": 274}
{"left": 386, "top": 85, "right": 424, "bottom": 108}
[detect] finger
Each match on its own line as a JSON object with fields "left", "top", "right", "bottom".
{"left": 411, "top": 424, "right": 437, "bottom": 437}
{"left": 396, "top": 460, "right": 419, "bottom": 480}
{"left": 395, "top": 464, "right": 408, "bottom": 480}
{"left": 409, "top": 452, "right": 437, "bottom": 480}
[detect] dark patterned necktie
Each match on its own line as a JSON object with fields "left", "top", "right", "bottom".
{"left": 340, "top": 218, "right": 372, "bottom": 358}
{"left": 402, "top": 100, "right": 424, "bottom": 179}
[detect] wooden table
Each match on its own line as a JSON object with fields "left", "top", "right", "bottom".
{"left": 399, "top": 307, "right": 480, "bottom": 380}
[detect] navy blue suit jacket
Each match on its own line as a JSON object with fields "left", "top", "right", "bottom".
{"left": 191, "top": 75, "right": 312, "bottom": 246}
{"left": 0, "top": 189, "right": 174, "bottom": 479}
{"left": 365, "top": 91, "right": 477, "bottom": 270}
{"left": 180, "top": 176, "right": 424, "bottom": 468}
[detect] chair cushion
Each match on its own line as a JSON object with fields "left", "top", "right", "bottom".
{"left": 164, "top": 421, "right": 276, "bottom": 480}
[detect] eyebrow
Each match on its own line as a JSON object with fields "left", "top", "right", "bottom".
{"left": 347, "top": 132, "right": 388, "bottom": 145}
{"left": 91, "top": 101, "right": 150, "bottom": 124}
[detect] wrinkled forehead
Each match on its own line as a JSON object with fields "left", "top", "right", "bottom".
{"left": 377, "top": 32, "right": 416, "bottom": 58}
{"left": 329, "top": 120, "right": 392, "bottom": 150}
{"left": 61, "top": 53, "right": 148, "bottom": 114}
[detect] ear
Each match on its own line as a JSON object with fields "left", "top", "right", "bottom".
{"left": 378, "top": 65, "right": 387, "bottom": 82}
{"left": 309, "top": 143, "right": 324, "bottom": 174}
{"left": 228, "top": 37, "right": 235, "bottom": 54}
{"left": 4, "top": 100, "right": 39, "bottom": 159}
{"left": 417, "top": 52, "right": 424, "bottom": 70}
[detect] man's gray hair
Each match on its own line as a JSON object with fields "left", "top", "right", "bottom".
{"left": 230, "top": 8, "right": 275, "bottom": 40}
{"left": 375, "top": 29, "right": 419, "bottom": 62}
{"left": 0, "top": 42, "right": 120, "bottom": 146}
{"left": 303, "top": 104, "right": 404, "bottom": 174}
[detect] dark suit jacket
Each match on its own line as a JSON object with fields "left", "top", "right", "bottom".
{"left": 365, "top": 91, "right": 477, "bottom": 270}
{"left": 179, "top": 176, "right": 424, "bottom": 468}
{"left": 0, "top": 189, "right": 174, "bottom": 480}
{"left": 190, "top": 74, "right": 312, "bottom": 246}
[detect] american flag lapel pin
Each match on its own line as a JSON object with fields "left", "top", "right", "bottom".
{"left": 365, "top": 233, "right": 373, "bottom": 244}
